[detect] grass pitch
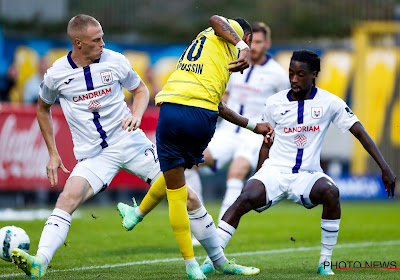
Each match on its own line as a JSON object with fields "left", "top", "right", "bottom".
{"left": 1, "top": 200, "right": 399, "bottom": 279}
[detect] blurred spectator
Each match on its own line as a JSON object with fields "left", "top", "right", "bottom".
{"left": 23, "top": 57, "right": 49, "bottom": 104}
{"left": 0, "top": 63, "right": 17, "bottom": 102}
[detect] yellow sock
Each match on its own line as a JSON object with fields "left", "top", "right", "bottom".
{"left": 139, "top": 175, "right": 168, "bottom": 215}
{"left": 167, "top": 185, "right": 194, "bottom": 260}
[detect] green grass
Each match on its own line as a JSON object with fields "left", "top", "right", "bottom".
{"left": 1, "top": 200, "right": 400, "bottom": 279}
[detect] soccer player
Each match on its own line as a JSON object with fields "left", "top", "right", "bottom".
{"left": 185, "top": 22, "right": 289, "bottom": 222}
{"left": 201, "top": 50, "right": 396, "bottom": 275}
{"left": 117, "top": 15, "right": 273, "bottom": 278}
{"left": 10, "top": 14, "right": 205, "bottom": 279}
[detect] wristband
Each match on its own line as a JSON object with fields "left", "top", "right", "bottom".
{"left": 235, "top": 40, "right": 249, "bottom": 50}
{"left": 245, "top": 119, "right": 257, "bottom": 131}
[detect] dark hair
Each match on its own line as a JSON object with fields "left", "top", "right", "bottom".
{"left": 291, "top": 50, "right": 321, "bottom": 76}
{"left": 251, "top": 22, "right": 271, "bottom": 41}
{"left": 233, "top": 17, "right": 253, "bottom": 41}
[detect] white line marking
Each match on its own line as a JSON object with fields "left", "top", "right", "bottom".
{"left": 2, "top": 240, "right": 400, "bottom": 278}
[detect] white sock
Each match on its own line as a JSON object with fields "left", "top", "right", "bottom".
{"left": 184, "top": 258, "right": 198, "bottom": 269}
{"left": 217, "top": 220, "right": 236, "bottom": 250}
{"left": 185, "top": 169, "right": 203, "bottom": 203}
{"left": 188, "top": 206, "right": 226, "bottom": 267}
{"left": 319, "top": 219, "right": 340, "bottom": 265}
{"left": 134, "top": 207, "right": 145, "bottom": 218}
{"left": 218, "top": 178, "right": 243, "bottom": 221}
{"left": 36, "top": 208, "right": 71, "bottom": 266}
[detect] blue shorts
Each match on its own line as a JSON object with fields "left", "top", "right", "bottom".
{"left": 156, "top": 103, "right": 218, "bottom": 172}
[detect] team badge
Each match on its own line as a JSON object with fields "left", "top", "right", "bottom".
{"left": 100, "top": 71, "right": 113, "bottom": 84}
{"left": 311, "top": 107, "right": 323, "bottom": 119}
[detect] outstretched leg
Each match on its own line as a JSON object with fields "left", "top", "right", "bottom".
{"left": 12, "top": 176, "right": 95, "bottom": 277}
{"left": 309, "top": 177, "right": 341, "bottom": 275}
{"left": 218, "top": 179, "right": 267, "bottom": 249}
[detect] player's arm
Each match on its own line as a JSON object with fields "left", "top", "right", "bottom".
{"left": 37, "top": 98, "right": 69, "bottom": 187}
{"left": 122, "top": 80, "right": 150, "bottom": 132}
{"left": 255, "top": 136, "right": 273, "bottom": 172}
{"left": 218, "top": 102, "right": 273, "bottom": 138}
{"left": 209, "top": 15, "right": 250, "bottom": 73}
{"left": 221, "top": 90, "right": 230, "bottom": 104}
{"left": 349, "top": 121, "right": 396, "bottom": 198}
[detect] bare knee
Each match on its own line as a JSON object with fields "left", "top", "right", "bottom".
{"left": 187, "top": 187, "right": 202, "bottom": 211}
{"left": 56, "top": 190, "right": 81, "bottom": 215}
{"left": 55, "top": 177, "right": 94, "bottom": 214}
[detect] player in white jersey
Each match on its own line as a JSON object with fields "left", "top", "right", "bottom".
{"left": 201, "top": 50, "right": 396, "bottom": 275}
{"left": 11, "top": 14, "right": 260, "bottom": 279}
{"left": 186, "top": 22, "right": 289, "bottom": 223}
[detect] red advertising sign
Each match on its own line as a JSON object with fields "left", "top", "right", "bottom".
{"left": 0, "top": 103, "right": 159, "bottom": 191}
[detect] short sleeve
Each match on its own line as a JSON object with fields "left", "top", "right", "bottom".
{"left": 331, "top": 98, "right": 359, "bottom": 132}
{"left": 261, "top": 101, "right": 276, "bottom": 127}
{"left": 39, "top": 71, "right": 58, "bottom": 104}
{"left": 274, "top": 72, "right": 290, "bottom": 93}
{"left": 225, "top": 77, "right": 233, "bottom": 92}
{"left": 119, "top": 55, "right": 141, "bottom": 91}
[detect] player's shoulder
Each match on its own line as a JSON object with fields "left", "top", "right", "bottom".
{"left": 315, "top": 87, "right": 344, "bottom": 103}
{"left": 99, "top": 48, "right": 126, "bottom": 62}
{"left": 45, "top": 53, "right": 72, "bottom": 79}
{"left": 259, "top": 56, "right": 288, "bottom": 78}
{"left": 265, "top": 89, "right": 290, "bottom": 105}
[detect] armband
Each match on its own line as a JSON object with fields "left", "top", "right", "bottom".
{"left": 245, "top": 119, "right": 257, "bottom": 131}
{"left": 235, "top": 40, "right": 249, "bottom": 50}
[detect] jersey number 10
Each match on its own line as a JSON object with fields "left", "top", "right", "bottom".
{"left": 179, "top": 36, "right": 207, "bottom": 63}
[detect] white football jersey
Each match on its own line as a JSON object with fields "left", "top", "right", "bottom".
{"left": 218, "top": 56, "right": 289, "bottom": 134}
{"left": 262, "top": 87, "right": 359, "bottom": 173}
{"left": 39, "top": 49, "right": 141, "bottom": 160}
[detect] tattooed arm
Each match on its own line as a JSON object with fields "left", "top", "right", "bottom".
{"left": 209, "top": 15, "right": 242, "bottom": 45}
{"left": 209, "top": 15, "right": 251, "bottom": 72}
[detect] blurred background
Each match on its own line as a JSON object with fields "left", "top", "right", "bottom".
{"left": 0, "top": 0, "right": 399, "bottom": 210}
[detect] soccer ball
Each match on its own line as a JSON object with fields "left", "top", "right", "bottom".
{"left": 0, "top": 226, "right": 30, "bottom": 262}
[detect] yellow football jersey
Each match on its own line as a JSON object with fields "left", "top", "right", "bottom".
{"left": 155, "top": 19, "right": 244, "bottom": 111}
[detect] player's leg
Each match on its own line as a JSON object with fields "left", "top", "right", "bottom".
{"left": 218, "top": 156, "right": 252, "bottom": 221}
{"left": 186, "top": 187, "right": 259, "bottom": 275}
{"left": 185, "top": 166, "right": 203, "bottom": 202}
{"left": 309, "top": 176, "right": 341, "bottom": 275}
{"left": 218, "top": 134, "right": 263, "bottom": 221}
{"left": 12, "top": 174, "right": 96, "bottom": 277}
{"left": 156, "top": 103, "right": 208, "bottom": 279}
{"left": 217, "top": 179, "right": 267, "bottom": 249}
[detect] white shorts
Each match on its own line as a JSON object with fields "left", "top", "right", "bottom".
{"left": 249, "top": 161, "right": 333, "bottom": 212}
{"left": 69, "top": 129, "right": 161, "bottom": 194}
{"left": 207, "top": 129, "right": 263, "bottom": 171}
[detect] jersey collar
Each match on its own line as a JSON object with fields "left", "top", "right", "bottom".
{"left": 67, "top": 51, "right": 101, "bottom": 69}
{"left": 287, "top": 87, "right": 318, "bottom": 102}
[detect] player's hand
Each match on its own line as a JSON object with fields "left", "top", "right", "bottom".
{"left": 254, "top": 122, "right": 274, "bottom": 137}
{"left": 122, "top": 115, "right": 141, "bottom": 132}
{"left": 47, "top": 154, "right": 70, "bottom": 187}
{"left": 264, "top": 133, "right": 274, "bottom": 148}
{"left": 228, "top": 48, "right": 250, "bottom": 73}
{"left": 382, "top": 167, "right": 396, "bottom": 198}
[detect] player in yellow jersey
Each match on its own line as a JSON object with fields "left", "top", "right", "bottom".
{"left": 118, "top": 15, "right": 273, "bottom": 279}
